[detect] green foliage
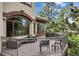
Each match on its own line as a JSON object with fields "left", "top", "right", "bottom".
{"left": 68, "top": 34, "right": 79, "bottom": 56}
{"left": 38, "top": 2, "right": 79, "bottom": 55}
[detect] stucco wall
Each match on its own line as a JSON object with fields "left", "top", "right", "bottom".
{"left": 0, "top": 2, "right": 36, "bottom": 53}
{"left": 2, "top": 2, "right": 46, "bottom": 37}
{"left": 3, "top": 2, "right": 36, "bottom": 37}
{"left": 0, "top": 2, "right": 3, "bottom": 53}
{"left": 3, "top": 2, "right": 35, "bottom": 19}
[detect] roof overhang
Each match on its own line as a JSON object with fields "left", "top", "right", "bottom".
{"left": 36, "top": 16, "right": 48, "bottom": 23}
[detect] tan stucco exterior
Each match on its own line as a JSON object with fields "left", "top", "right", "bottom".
{"left": 3, "top": 2, "right": 35, "bottom": 19}
{"left": 0, "top": 2, "right": 47, "bottom": 54}
{"left": 0, "top": 2, "right": 3, "bottom": 53}
{"left": 0, "top": 2, "right": 37, "bottom": 53}
{"left": 3, "top": 2, "right": 37, "bottom": 36}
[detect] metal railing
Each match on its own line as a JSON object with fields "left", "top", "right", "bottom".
{"left": 1, "top": 35, "right": 68, "bottom": 56}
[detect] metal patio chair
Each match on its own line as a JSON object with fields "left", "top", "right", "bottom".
{"left": 52, "top": 40, "right": 62, "bottom": 53}
{"left": 39, "top": 40, "right": 50, "bottom": 54}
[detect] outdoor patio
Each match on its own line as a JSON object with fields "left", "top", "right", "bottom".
{"left": 1, "top": 35, "right": 68, "bottom": 56}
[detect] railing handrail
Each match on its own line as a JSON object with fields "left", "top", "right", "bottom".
{"left": 1, "top": 35, "right": 67, "bottom": 40}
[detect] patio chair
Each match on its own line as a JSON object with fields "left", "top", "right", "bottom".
{"left": 39, "top": 40, "right": 50, "bottom": 54}
{"left": 52, "top": 40, "right": 62, "bottom": 52}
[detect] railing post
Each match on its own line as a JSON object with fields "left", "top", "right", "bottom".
{"left": 60, "top": 39, "right": 63, "bottom": 55}
{"left": 0, "top": 37, "right": 2, "bottom": 55}
{"left": 16, "top": 39, "right": 18, "bottom": 56}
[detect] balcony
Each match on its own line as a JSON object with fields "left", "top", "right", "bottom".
{"left": 1, "top": 35, "right": 68, "bottom": 56}
{"left": 20, "top": 2, "right": 32, "bottom": 7}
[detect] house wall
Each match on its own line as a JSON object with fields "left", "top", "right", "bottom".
{"left": 3, "top": 2, "right": 35, "bottom": 19}
{"left": 0, "top": 2, "right": 46, "bottom": 54}
{"left": 0, "top": 2, "right": 3, "bottom": 53}
{"left": 3, "top": 2, "right": 36, "bottom": 37}
{"left": 0, "top": 2, "right": 37, "bottom": 53}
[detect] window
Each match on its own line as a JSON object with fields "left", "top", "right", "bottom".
{"left": 37, "top": 23, "right": 46, "bottom": 34}
{"left": 7, "top": 16, "right": 30, "bottom": 37}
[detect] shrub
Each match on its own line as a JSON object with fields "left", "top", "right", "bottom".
{"left": 68, "top": 34, "right": 79, "bottom": 56}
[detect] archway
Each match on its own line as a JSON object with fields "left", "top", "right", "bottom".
{"left": 3, "top": 10, "right": 33, "bottom": 37}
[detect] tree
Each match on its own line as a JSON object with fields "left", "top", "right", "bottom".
{"left": 39, "top": 2, "right": 60, "bottom": 33}
{"left": 69, "top": 3, "right": 79, "bottom": 31}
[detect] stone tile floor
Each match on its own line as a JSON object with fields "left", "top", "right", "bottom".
{"left": 2, "top": 40, "right": 62, "bottom": 56}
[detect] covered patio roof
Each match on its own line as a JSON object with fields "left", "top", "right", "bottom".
{"left": 36, "top": 16, "right": 48, "bottom": 23}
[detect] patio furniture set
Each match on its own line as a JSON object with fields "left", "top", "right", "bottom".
{"left": 39, "top": 39, "right": 62, "bottom": 54}
{"left": 1, "top": 33, "right": 67, "bottom": 56}
{"left": 4, "top": 37, "right": 62, "bottom": 54}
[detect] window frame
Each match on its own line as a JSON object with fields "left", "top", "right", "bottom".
{"left": 6, "top": 16, "right": 30, "bottom": 37}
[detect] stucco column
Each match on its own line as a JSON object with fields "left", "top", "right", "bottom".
{"left": 29, "top": 22, "right": 37, "bottom": 36}
{"left": 29, "top": 22, "right": 34, "bottom": 36}
{"left": 0, "top": 3, "right": 3, "bottom": 53}
{"left": 32, "top": 22, "right": 34, "bottom": 36}
{"left": 29, "top": 22, "right": 31, "bottom": 36}
{"left": 35, "top": 22, "right": 37, "bottom": 35}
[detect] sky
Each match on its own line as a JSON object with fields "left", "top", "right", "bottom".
{"left": 35, "top": 2, "right": 79, "bottom": 24}
{"left": 35, "top": 2, "right": 44, "bottom": 15}
{"left": 35, "top": 2, "right": 79, "bottom": 15}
